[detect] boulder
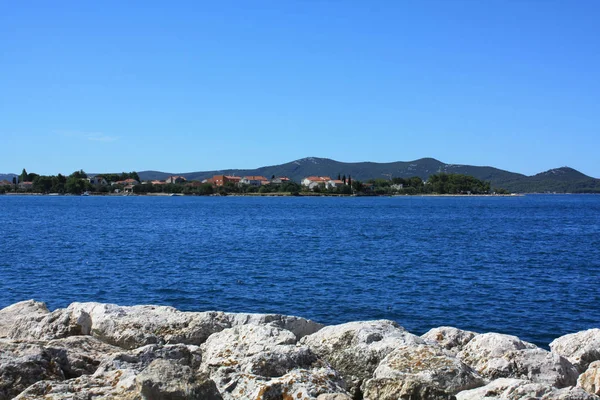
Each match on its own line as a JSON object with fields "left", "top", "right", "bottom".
{"left": 299, "top": 320, "right": 425, "bottom": 397}
{"left": 422, "top": 327, "right": 478, "bottom": 355}
{"left": 14, "top": 372, "right": 140, "bottom": 400}
{"left": 45, "top": 335, "right": 123, "bottom": 378}
{"left": 456, "top": 378, "right": 600, "bottom": 400}
{"left": 363, "top": 377, "right": 457, "bottom": 400}
{"left": 6, "top": 305, "right": 91, "bottom": 341}
{"left": 0, "top": 339, "right": 64, "bottom": 400}
{"left": 457, "top": 333, "right": 578, "bottom": 387}
{"left": 578, "top": 361, "right": 600, "bottom": 396}
{"left": 0, "top": 300, "right": 50, "bottom": 338}
{"left": 14, "top": 343, "right": 210, "bottom": 400}
{"left": 7, "top": 302, "right": 323, "bottom": 349}
{"left": 365, "top": 344, "right": 485, "bottom": 396}
{"left": 136, "top": 359, "right": 222, "bottom": 399}
{"left": 551, "top": 329, "right": 600, "bottom": 373}
{"left": 201, "top": 324, "right": 347, "bottom": 399}
{"left": 226, "top": 312, "right": 324, "bottom": 340}
{"left": 316, "top": 394, "right": 353, "bottom": 400}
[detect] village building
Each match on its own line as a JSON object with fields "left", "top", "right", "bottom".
{"left": 114, "top": 178, "right": 139, "bottom": 186}
{"left": 270, "top": 177, "right": 290, "bottom": 185}
{"left": 88, "top": 176, "right": 107, "bottom": 186}
{"left": 211, "top": 175, "right": 241, "bottom": 186}
{"left": 240, "top": 176, "right": 269, "bottom": 186}
{"left": 301, "top": 176, "right": 331, "bottom": 190}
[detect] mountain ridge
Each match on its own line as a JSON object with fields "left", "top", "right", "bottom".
{"left": 133, "top": 157, "right": 598, "bottom": 193}
{"left": 3, "top": 158, "right": 599, "bottom": 193}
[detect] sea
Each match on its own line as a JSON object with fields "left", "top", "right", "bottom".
{"left": 1, "top": 194, "right": 599, "bottom": 347}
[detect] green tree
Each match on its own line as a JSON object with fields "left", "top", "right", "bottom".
{"left": 66, "top": 176, "right": 87, "bottom": 194}
{"left": 20, "top": 168, "right": 28, "bottom": 183}
{"left": 70, "top": 170, "right": 87, "bottom": 179}
{"left": 351, "top": 180, "right": 364, "bottom": 192}
{"left": 32, "top": 176, "right": 53, "bottom": 193}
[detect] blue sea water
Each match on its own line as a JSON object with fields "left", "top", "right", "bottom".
{"left": 1, "top": 194, "right": 599, "bottom": 347}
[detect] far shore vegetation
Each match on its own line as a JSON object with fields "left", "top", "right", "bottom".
{"left": 1, "top": 168, "right": 510, "bottom": 196}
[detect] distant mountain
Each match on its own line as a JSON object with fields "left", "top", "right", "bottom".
{"left": 0, "top": 173, "right": 17, "bottom": 182}
{"left": 137, "top": 157, "right": 600, "bottom": 193}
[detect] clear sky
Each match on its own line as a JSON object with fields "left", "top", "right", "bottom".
{"left": 1, "top": 1, "right": 598, "bottom": 177}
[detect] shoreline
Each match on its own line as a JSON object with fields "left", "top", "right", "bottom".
{"left": 1, "top": 300, "right": 598, "bottom": 399}
{"left": 1, "top": 192, "right": 531, "bottom": 197}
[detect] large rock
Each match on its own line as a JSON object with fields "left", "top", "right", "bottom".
{"left": 136, "top": 359, "right": 222, "bottom": 399}
{"left": 363, "top": 378, "right": 457, "bottom": 400}
{"left": 362, "top": 344, "right": 484, "bottom": 399}
{"left": 0, "top": 300, "right": 50, "bottom": 338}
{"left": 201, "top": 324, "right": 347, "bottom": 399}
{"left": 422, "top": 327, "right": 478, "bottom": 355}
{"left": 579, "top": 361, "right": 600, "bottom": 396}
{"left": 456, "top": 378, "right": 600, "bottom": 400}
{"left": 0, "top": 339, "right": 64, "bottom": 400}
{"left": 6, "top": 305, "right": 91, "bottom": 341}
{"left": 551, "top": 329, "right": 600, "bottom": 373}
{"left": 457, "top": 333, "right": 578, "bottom": 387}
{"left": 299, "top": 320, "right": 425, "bottom": 397}
{"left": 15, "top": 343, "right": 211, "bottom": 400}
{"left": 8, "top": 302, "right": 323, "bottom": 349}
{"left": 45, "top": 335, "right": 123, "bottom": 378}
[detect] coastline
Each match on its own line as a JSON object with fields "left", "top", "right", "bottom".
{"left": 1, "top": 300, "right": 598, "bottom": 399}
{"left": 1, "top": 192, "right": 527, "bottom": 197}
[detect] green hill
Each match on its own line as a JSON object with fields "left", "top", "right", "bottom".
{"left": 133, "top": 157, "right": 600, "bottom": 193}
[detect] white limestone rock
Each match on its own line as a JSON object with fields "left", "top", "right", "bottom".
{"left": 299, "top": 320, "right": 425, "bottom": 397}
{"left": 364, "top": 344, "right": 485, "bottom": 397}
{"left": 0, "top": 300, "right": 50, "bottom": 338}
{"left": 422, "top": 326, "right": 479, "bottom": 355}
{"left": 15, "top": 343, "right": 211, "bottom": 400}
{"left": 201, "top": 324, "right": 347, "bottom": 399}
{"left": 136, "top": 359, "right": 222, "bottom": 399}
{"left": 226, "top": 312, "right": 325, "bottom": 340}
{"left": 551, "top": 329, "right": 600, "bottom": 373}
{"left": 456, "top": 378, "right": 600, "bottom": 400}
{"left": 457, "top": 333, "right": 578, "bottom": 388}
{"left": 7, "top": 301, "right": 323, "bottom": 349}
{"left": 578, "top": 360, "right": 600, "bottom": 396}
{"left": 0, "top": 339, "right": 64, "bottom": 400}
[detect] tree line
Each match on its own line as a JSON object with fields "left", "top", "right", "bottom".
{"left": 1, "top": 169, "right": 506, "bottom": 196}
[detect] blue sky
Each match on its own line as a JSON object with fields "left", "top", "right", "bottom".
{"left": 1, "top": 1, "right": 599, "bottom": 177}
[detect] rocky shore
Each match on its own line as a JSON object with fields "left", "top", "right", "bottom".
{"left": 1, "top": 301, "right": 599, "bottom": 399}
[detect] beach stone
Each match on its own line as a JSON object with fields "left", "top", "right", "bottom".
{"left": 299, "top": 320, "right": 425, "bottom": 397}
{"left": 422, "top": 326, "right": 478, "bottom": 355}
{"left": 455, "top": 378, "right": 600, "bottom": 400}
{"left": 578, "top": 361, "right": 600, "bottom": 395}
{"left": 457, "top": 333, "right": 578, "bottom": 387}
{"left": 201, "top": 324, "right": 347, "bottom": 399}
{"left": 0, "top": 339, "right": 64, "bottom": 400}
{"left": 362, "top": 344, "right": 484, "bottom": 399}
{"left": 551, "top": 329, "right": 600, "bottom": 373}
